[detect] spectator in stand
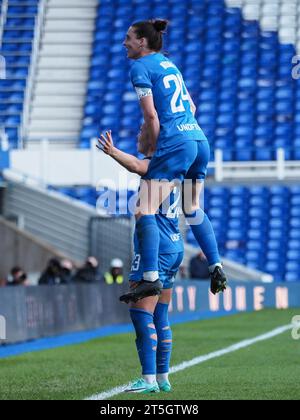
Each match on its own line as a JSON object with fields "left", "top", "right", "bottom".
{"left": 189, "top": 251, "right": 210, "bottom": 280}
{"left": 38, "top": 258, "right": 63, "bottom": 285}
{"left": 0, "top": 277, "right": 7, "bottom": 287}
{"left": 73, "top": 256, "right": 105, "bottom": 284}
{"left": 178, "top": 265, "right": 187, "bottom": 280}
{"left": 104, "top": 258, "right": 124, "bottom": 285}
{"left": 7, "top": 266, "right": 28, "bottom": 286}
{"left": 60, "top": 259, "right": 74, "bottom": 284}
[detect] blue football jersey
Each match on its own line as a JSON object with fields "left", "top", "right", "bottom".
{"left": 134, "top": 186, "right": 184, "bottom": 255}
{"left": 130, "top": 53, "right": 207, "bottom": 151}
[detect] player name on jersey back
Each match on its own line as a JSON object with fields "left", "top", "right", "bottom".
{"left": 130, "top": 53, "right": 208, "bottom": 150}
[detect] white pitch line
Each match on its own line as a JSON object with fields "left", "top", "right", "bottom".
{"left": 86, "top": 323, "right": 293, "bottom": 400}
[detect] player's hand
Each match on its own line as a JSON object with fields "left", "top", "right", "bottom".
{"left": 97, "top": 130, "right": 115, "bottom": 156}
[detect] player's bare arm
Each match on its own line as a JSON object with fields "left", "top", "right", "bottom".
{"left": 139, "top": 95, "right": 160, "bottom": 149}
{"left": 97, "top": 131, "right": 150, "bottom": 176}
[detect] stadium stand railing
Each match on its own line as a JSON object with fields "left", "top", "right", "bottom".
{"left": 214, "top": 149, "right": 300, "bottom": 181}
{"left": 0, "top": 0, "right": 8, "bottom": 47}
{"left": 21, "top": 0, "right": 46, "bottom": 147}
{"left": 6, "top": 138, "right": 300, "bottom": 186}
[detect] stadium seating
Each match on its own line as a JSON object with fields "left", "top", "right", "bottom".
{"left": 80, "top": 0, "right": 298, "bottom": 160}
{"left": 51, "top": 184, "right": 300, "bottom": 283}
{"left": 0, "top": 0, "right": 40, "bottom": 148}
{"left": 1, "top": 0, "right": 299, "bottom": 159}
{"left": 1, "top": 1, "right": 299, "bottom": 282}
{"left": 187, "top": 185, "right": 300, "bottom": 283}
{"left": 49, "top": 185, "right": 136, "bottom": 217}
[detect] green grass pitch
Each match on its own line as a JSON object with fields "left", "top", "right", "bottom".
{"left": 0, "top": 308, "right": 299, "bottom": 400}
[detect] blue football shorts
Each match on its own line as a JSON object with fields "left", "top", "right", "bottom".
{"left": 142, "top": 139, "right": 210, "bottom": 182}
{"left": 130, "top": 251, "right": 184, "bottom": 289}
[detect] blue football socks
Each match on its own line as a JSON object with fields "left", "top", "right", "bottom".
{"left": 130, "top": 308, "right": 157, "bottom": 375}
{"left": 154, "top": 303, "right": 172, "bottom": 375}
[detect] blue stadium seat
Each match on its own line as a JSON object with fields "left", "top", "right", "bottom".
{"left": 0, "top": 0, "right": 39, "bottom": 147}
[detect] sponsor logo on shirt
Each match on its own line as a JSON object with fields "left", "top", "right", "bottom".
{"left": 170, "top": 233, "right": 181, "bottom": 242}
{"left": 177, "top": 123, "right": 202, "bottom": 132}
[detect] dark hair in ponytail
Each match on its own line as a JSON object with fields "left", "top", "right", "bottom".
{"left": 132, "top": 19, "right": 169, "bottom": 52}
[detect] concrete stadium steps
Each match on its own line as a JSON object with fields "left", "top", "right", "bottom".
{"left": 33, "top": 94, "right": 86, "bottom": 107}
{"left": 42, "top": 32, "right": 94, "bottom": 44}
{"left": 46, "top": 7, "right": 96, "bottom": 20}
{"left": 36, "top": 69, "right": 89, "bottom": 82}
{"left": 39, "top": 43, "right": 93, "bottom": 57}
{"left": 25, "top": 134, "right": 80, "bottom": 146}
{"left": 31, "top": 107, "right": 83, "bottom": 119}
{"left": 28, "top": 119, "right": 82, "bottom": 132}
{"left": 44, "top": 18, "right": 94, "bottom": 32}
{"left": 38, "top": 56, "right": 91, "bottom": 70}
{"left": 27, "top": 132, "right": 80, "bottom": 143}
